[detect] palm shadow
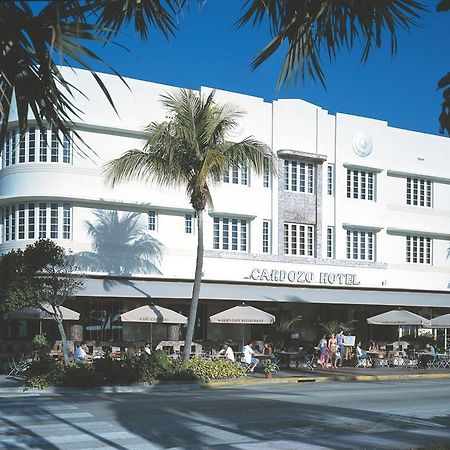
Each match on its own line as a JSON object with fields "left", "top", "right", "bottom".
{"left": 75, "top": 209, "right": 163, "bottom": 280}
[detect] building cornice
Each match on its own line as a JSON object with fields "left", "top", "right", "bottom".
{"left": 343, "top": 163, "right": 383, "bottom": 173}
{"left": 387, "top": 170, "right": 450, "bottom": 185}
{"left": 342, "top": 223, "right": 383, "bottom": 232}
{"left": 386, "top": 227, "right": 450, "bottom": 240}
{"left": 277, "top": 149, "right": 327, "bottom": 163}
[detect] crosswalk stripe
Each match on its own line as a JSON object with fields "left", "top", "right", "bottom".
{"left": 2, "top": 412, "right": 94, "bottom": 421}
{"left": 0, "top": 420, "right": 112, "bottom": 435}
{"left": 0, "top": 431, "right": 137, "bottom": 447}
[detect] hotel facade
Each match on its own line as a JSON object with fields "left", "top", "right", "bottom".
{"left": 1, "top": 68, "right": 450, "bottom": 347}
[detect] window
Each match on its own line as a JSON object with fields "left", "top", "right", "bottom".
{"left": 327, "top": 164, "right": 334, "bottom": 196}
{"left": 346, "top": 230, "right": 375, "bottom": 261}
{"left": 1, "top": 126, "right": 73, "bottom": 168}
{"left": 1, "top": 202, "right": 71, "bottom": 242}
{"left": 4, "top": 131, "right": 10, "bottom": 167}
{"left": 185, "top": 214, "right": 193, "bottom": 234}
{"left": 283, "top": 223, "right": 315, "bottom": 256}
{"left": 262, "top": 220, "right": 271, "bottom": 253}
{"left": 406, "top": 178, "right": 432, "bottom": 207}
{"left": 406, "top": 236, "right": 431, "bottom": 264}
{"left": 263, "top": 157, "right": 270, "bottom": 188}
{"left": 39, "top": 203, "right": 47, "bottom": 238}
{"left": 223, "top": 165, "right": 249, "bottom": 185}
{"left": 40, "top": 127, "right": 47, "bottom": 162}
{"left": 213, "top": 217, "right": 248, "bottom": 251}
{"left": 19, "top": 133, "right": 26, "bottom": 163}
{"left": 50, "top": 203, "right": 58, "bottom": 238}
{"left": 148, "top": 211, "right": 157, "bottom": 231}
{"left": 28, "top": 127, "right": 36, "bottom": 162}
{"left": 18, "top": 204, "right": 25, "bottom": 239}
{"left": 346, "top": 169, "right": 375, "bottom": 200}
{"left": 51, "top": 128, "right": 59, "bottom": 162}
{"left": 63, "top": 133, "right": 71, "bottom": 163}
{"left": 284, "top": 159, "right": 315, "bottom": 193}
{"left": 63, "top": 204, "right": 71, "bottom": 239}
{"left": 326, "top": 226, "right": 334, "bottom": 258}
{"left": 28, "top": 203, "right": 35, "bottom": 239}
{"left": 11, "top": 130, "right": 17, "bottom": 166}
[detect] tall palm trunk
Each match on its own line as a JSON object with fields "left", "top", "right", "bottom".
{"left": 56, "top": 319, "right": 70, "bottom": 367}
{"left": 183, "top": 209, "right": 204, "bottom": 361}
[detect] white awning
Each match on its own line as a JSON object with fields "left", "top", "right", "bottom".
{"left": 429, "top": 314, "right": 450, "bottom": 328}
{"left": 76, "top": 278, "right": 450, "bottom": 308}
{"left": 4, "top": 304, "right": 80, "bottom": 321}
{"left": 210, "top": 305, "right": 275, "bottom": 324}
{"left": 120, "top": 304, "right": 187, "bottom": 324}
{"left": 367, "top": 309, "right": 430, "bottom": 326}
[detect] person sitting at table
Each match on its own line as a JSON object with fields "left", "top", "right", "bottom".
{"left": 356, "top": 341, "right": 369, "bottom": 367}
{"left": 368, "top": 340, "right": 379, "bottom": 352}
{"left": 242, "top": 340, "right": 259, "bottom": 373}
{"left": 141, "top": 342, "right": 152, "bottom": 360}
{"left": 73, "top": 341, "right": 90, "bottom": 364}
{"left": 419, "top": 343, "right": 437, "bottom": 368}
{"left": 263, "top": 342, "right": 274, "bottom": 358}
{"left": 218, "top": 342, "right": 235, "bottom": 362}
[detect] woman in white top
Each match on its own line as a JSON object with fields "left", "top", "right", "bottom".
{"left": 242, "top": 341, "right": 259, "bottom": 373}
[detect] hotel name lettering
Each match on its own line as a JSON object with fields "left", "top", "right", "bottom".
{"left": 249, "top": 268, "right": 360, "bottom": 286}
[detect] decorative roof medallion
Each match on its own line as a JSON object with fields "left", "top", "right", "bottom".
{"left": 352, "top": 131, "right": 373, "bottom": 157}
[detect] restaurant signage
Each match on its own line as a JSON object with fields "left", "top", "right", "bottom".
{"left": 248, "top": 268, "right": 360, "bottom": 286}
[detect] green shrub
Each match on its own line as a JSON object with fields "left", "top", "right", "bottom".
{"left": 140, "top": 350, "right": 178, "bottom": 382}
{"left": 93, "top": 356, "right": 140, "bottom": 385}
{"left": 64, "top": 364, "right": 99, "bottom": 388}
{"left": 24, "top": 359, "right": 64, "bottom": 389}
{"left": 183, "top": 357, "right": 246, "bottom": 382}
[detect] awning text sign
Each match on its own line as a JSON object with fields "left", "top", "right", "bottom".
{"left": 249, "top": 268, "right": 360, "bottom": 286}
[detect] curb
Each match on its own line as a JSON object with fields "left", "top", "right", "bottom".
{"left": 1, "top": 372, "right": 450, "bottom": 394}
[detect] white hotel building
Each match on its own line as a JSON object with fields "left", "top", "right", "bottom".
{"left": 1, "top": 68, "right": 450, "bottom": 347}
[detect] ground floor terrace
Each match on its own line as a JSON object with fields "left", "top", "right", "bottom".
{"left": 1, "top": 276, "right": 450, "bottom": 359}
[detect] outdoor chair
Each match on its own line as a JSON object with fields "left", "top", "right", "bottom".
{"left": 426, "top": 356, "right": 439, "bottom": 369}
{"left": 296, "top": 354, "right": 315, "bottom": 371}
{"left": 7, "top": 354, "right": 30, "bottom": 379}
{"left": 405, "top": 357, "right": 419, "bottom": 369}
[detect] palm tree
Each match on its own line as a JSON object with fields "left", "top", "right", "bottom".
{"left": 104, "top": 89, "right": 275, "bottom": 360}
{"left": 0, "top": 0, "right": 184, "bottom": 145}
{"left": 237, "top": 0, "right": 426, "bottom": 88}
{"left": 76, "top": 209, "right": 162, "bottom": 276}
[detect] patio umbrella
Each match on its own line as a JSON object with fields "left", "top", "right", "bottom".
{"left": 209, "top": 304, "right": 276, "bottom": 348}
{"left": 3, "top": 304, "right": 80, "bottom": 333}
{"left": 428, "top": 314, "right": 450, "bottom": 350}
{"left": 120, "top": 304, "right": 187, "bottom": 347}
{"left": 367, "top": 309, "right": 430, "bottom": 340}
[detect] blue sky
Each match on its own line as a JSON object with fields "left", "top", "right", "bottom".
{"left": 87, "top": 2, "right": 448, "bottom": 136}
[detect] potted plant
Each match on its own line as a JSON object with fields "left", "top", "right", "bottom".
{"left": 263, "top": 359, "right": 279, "bottom": 379}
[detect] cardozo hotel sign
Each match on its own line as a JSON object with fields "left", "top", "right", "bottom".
{"left": 248, "top": 268, "right": 361, "bottom": 286}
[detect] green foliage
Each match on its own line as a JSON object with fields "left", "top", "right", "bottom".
{"left": 182, "top": 357, "right": 246, "bottom": 382}
{"left": 64, "top": 364, "right": 99, "bottom": 388}
{"left": 263, "top": 359, "right": 280, "bottom": 374}
{"left": 315, "top": 320, "right": 357, "bottom": 335}
{"left": 401, "top": 333, "right": 438, "bottom": 349}
{"left": 93, "top": 355, "right": 141, "bottom": 385}
{"left": 24, "top": 359, "right": 64, "bottom": 390}
{"left": 32, "top": 334, "right": 50, "bottom": 356}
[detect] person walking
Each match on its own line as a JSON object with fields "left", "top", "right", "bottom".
{"left": 337, "top": 329, "right": 345, "bottom": 367}
{"left": 328, "top": 333, "right": 338, "bottom": 369}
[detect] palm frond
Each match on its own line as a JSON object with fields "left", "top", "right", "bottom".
{"left": 238, "top": 0, "right": 426, "bottom": 87}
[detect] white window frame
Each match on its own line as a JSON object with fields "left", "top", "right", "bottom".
{"left": 213, "top": 216, "right": 248, "bottom": 252}
{"left": 185, "top": 213, "right": 193, "bottom": 234}
{"left": 283, "top": 223, "right": 315, "bottom": 256}
{"left": 262, "top": 220, "right": 271, "bottom": 254}
{"left": 346, "top": 169, "right": 375, "bottom": 201}
{"left": 406, "top": 178, "right": 432, "bottom": 207}
{"left": 223, "top": 165, "right": 249, "bottom": 186}
{"left": 406, "top": 235, "right": 432, "bottom": 264}
{"left": 326, "top": 226, "right": 335, "bottom": 258}
{"left": 1, "top": 202, "right": 72, "bottom": 242}
{"left": 346, "top": 230, "right": 375, "bottom": 261}
{"left": 327, "top": 164, "right": 334, "bottom": 196}
{"left": 148, "top": 211, "right": 157, "bottom": 231}
{"left": 284, "top": 159, "right": 315, "bottom": 194}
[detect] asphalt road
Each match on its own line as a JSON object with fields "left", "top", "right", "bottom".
{"left": 1, "top": 379, "right": 450, "bottom": 449}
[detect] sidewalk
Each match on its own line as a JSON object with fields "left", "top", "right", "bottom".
{"left": 2, "top": 366, "right": 450, "bottom": 393}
